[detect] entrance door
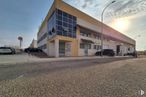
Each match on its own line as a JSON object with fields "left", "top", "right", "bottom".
{"left": 116, "top": 45, "right": 120, "bottom": 55}
{"left": 84, "top": 44, "right": 88, "bottom": 56}
{"left": 59, "top": 41, "right": 65, "bottom": 57}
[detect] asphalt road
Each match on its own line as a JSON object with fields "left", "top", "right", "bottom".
{"left": 0, "top": 57, "right": 146, "bottom": 97}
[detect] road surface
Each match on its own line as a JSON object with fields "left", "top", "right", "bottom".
{"left": 0, "top": 57, "right": 146, "bottom": 97}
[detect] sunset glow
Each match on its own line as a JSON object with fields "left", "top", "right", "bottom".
{"left": 111, "top": 18, "right": 130, "bottom": 33}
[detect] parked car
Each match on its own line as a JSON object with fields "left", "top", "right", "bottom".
{"left": 95, "top": 49, "right": 115, "bottom": 56}
{"left": 24, "top": 48, "right": 43, "bottom": 53}
{"left": 0, "top": 47, "right": 16, "bottom": 55}
{"left": 124, "top": 52, "right": 137, "bottom": 57}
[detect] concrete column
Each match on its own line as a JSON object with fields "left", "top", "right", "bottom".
{"left": 55, "top": 39, "right": 59, "bottom": 57}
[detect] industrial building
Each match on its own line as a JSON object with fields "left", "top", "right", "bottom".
{"left": 37, "top": 0, "right": 135, "bottom": 57}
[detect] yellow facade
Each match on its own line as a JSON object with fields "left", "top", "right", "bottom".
{"left": 48, "top": 35, "right": 78, "bottom": 56}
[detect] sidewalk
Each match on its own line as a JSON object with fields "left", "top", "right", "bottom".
{"left": 0, "top": 54, "right": 133, "bottom": 65}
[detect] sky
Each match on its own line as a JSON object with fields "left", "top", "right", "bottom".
{"left": 0, "top": 0, "right": 146, "bottom": 50}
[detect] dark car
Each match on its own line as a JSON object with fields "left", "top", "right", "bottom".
{"left": 0, "top": 47, "right": 16, "bottom": 55}
{"left": 24, "top": 48, "right": 43, "bottom": 53}
{"left": 95, "top": 49, "right": 115, "bottom": 56}
{"left": 124, "top": 52, "right": 137, "bottom": 57}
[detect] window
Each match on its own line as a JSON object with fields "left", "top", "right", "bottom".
{"left": 57, "top": 25, "right": 62, "bottom": 31}
{"left": 63, "top": 17, "right": 68, "bottom": 22}
{"left": 57, "top": 31, "right": 62, "bottom": 35}
{"left": 63, "top": 22, "right": 67, "bottom": 27}
{"left": 73, "top": 33, "right": 76, "bottom": 38}
{"left": 48, "top": 31, "right": 52, "bottom": 35}
{"left": 68, "top": 14, "right": 72, "bottom": 19}
{"left": 57, "top": 9, "right": 62, "bottom": 15}
{"left": 94, "top": 45, "right": 97, "bottom": 49}
{"left": 87, "top": 33, "right": 91, "bottom": 37}
{"left": 73, "top": 16, "right": 76, "bottom": 21}
{"left": 63, "top": 12, "right": 68, "bottom": 17}
{"left": 94, "top": 45, "right": 101, "bottom": 50}
{"left": 80, "top": 32, "right": 84, "bottom": 36}
{"left": 56, "top": 9, "right": 77, "bottom": 38}
{"left": 57, "top": 15, "right": 62, "bottom": 21}
{"left": 98, "top": 45, "right": 101, "bottom": 50}
{"left": 57, "top": 20, "right": 62, "bottom": 26}
{"left": 38, "top": 33, "right": 47, "bottom": 43}
{"left": 88, "top": 44, "right": 91, "bottom": 49}
{"left": 48, "top": 11, "right": 56, "bottom": 39}
{"left": 80, "top": 43, "right": 84, "bottom": 49}
{"left": 69, "top": 19, "right": 72, "bottom": 23}
{"left": 63, "top": 31, "right": 67, "bottom": 36}
{"left": 38, "top": 44, "right": 47, "bottom": 50}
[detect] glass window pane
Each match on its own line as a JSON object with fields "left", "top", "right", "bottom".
{"left": 57, "top": 20, "right": 62, "bottom": 26}
{"left": 57, "top": 25, "right": 62, "bottom": 31}
{"left": 63, "top": 22, "right": 67, "bottom": 27}
{"left": 57, "top": 31, "right": 62, "bottom": 35}
{"left": 63, "top": 17, "right": 68, "bottom": 22}
{"left": 63, "top": 31, "right": 67, "bottom": 36}
{"left": 73, "top": 16, "right": 76, "bottom": 21}
{"left": 63, "top": 12, "right": 68, "bottom": 17}
{"left": 69, "top": 19, "right": 72, "bottom": 23}
{"left": 57, "top": 15, "right": 62, "bottom": 21}
{"left": 57, "top": 9, "right": 62, "bottom": 15}
{"left": 68, "top": 14, "right": 72, "bottom": 19}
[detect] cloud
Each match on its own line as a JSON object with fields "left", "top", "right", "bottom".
{"left": 105, "top": 0, "right": 146, "bottom": 19}
{"left": 81, "top": 0, "right": 94, "bottom": 8}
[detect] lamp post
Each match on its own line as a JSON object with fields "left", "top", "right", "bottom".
{"left": 134, "top": 34, "right": 141, "bottom": 53}
{"left": 101, "top": 0, "right": 116, "bottom": 56}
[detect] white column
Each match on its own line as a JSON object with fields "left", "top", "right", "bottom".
{"left": 55, "top": 39, "right": 59, "bottom": 57}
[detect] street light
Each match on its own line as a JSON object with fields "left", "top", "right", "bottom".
{"left": 134, "top": 34, "right": 141, "bottom": 52}
{"left": 101, "top": 0, "right": 116, "bottom": 56}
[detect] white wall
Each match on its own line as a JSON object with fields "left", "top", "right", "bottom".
{"left": 65, "top": 42, "right": 72, "bottom": 56}
{"left": 79, "top": 49, "right": 85, "bottom": 56}
{"left": 48, "top": 42, "right": 55, "bottom": 57}
{"left": 80, "top": 39, "right": 135, "bottom": 56}
{"left": 77, "top": 18, "right": 135, "bottom": 46}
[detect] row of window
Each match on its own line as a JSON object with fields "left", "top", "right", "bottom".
{"left": 38, "top": 44, "right": 47, "bottom": 50}
{"left": 37, "top": 33, "right": 47, "bottom": 44}
{"left": 57, "top": 31, "right": 76, "bottom": 38}
{"left": 56, "top": 16, "right": 76, "bottom": 24}
{"left": 57, "top": 25, "right": 76, "bottom": 32}
{"left": 48, "top": 11, "right": 56, "bottom": 38}
{"left": 80, "top": 43, "right": 101, "bottom": 50}
{"left": 80, "top": 43, "right": 91, "bottom": 49}
{"left": 56, "top": 9, "right": 76, "bottom": 21}
{"left": 94, "top": 45, "right": 101, "bottom": 50}
{"left": 80, "top": 34, "right": 111, "bottom": 41}
{"left": 57, "top": 20, "right": 76, "bottom": 28}
{"left": 80, "top": 32, "right": 101, "bottom": 40}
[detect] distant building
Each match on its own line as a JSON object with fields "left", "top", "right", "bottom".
{"left": 37, "top": 0, "right": 135, "bottom": 57}
{"left": 30, "top": 39, "right": 37, "bottom": 48}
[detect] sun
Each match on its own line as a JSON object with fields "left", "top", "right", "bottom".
{"left": 111, "top": 18, "right": 130, "bottom": 32}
